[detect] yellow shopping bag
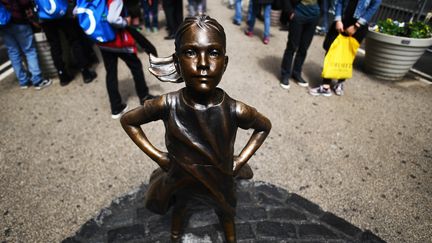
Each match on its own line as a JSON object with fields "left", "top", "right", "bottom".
{"left": 321, "top": 34, "right": 360, "bottom": 79}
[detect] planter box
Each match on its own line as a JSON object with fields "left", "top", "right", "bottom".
{"left": 364, "top": 30, "right": 432, "bottom": 80}
{"left": 34, "top": 32, "right": 58, "bottom": 78}
{"left": 270, "top": 10, "right": 281, "bottom": 27}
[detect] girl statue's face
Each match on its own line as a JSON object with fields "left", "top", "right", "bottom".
{"left": 176, "top": 26, "right": 228, "bottom": 95}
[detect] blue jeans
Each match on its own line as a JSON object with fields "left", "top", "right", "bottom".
{"left": 142, "top": 0, "right": 158, "bottom": 28}
{"left": 247, "top": 2, "right": 271, "bottom": 38}
{"left": 0, "top": 24, "right": 43, "bottom": 86}
{"left": 319, "top": 0, "right": 334, "bottom": 33}
{"left": 234, "top": 0, "right": 243, "bottom": 23}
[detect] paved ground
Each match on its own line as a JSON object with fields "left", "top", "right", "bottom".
{"left": 63, "top": 180, "right": 385, "bottom": 243}
{"left": 1, "top": 1, "right": 431, "bottom": 243}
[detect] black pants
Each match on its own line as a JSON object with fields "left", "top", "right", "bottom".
{"left": 163, "top": 0, "right": 183, "bottom": 35}
{"left": 100, "top": 50, "right": 149, "bottom": 113}
{"left": 281, "top": 14, "right": 319, "bottom": 79}
{"left": 41, "top": 18, "right": 92, "bottom": 72}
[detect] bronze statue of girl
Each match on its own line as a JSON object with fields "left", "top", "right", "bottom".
{"left": 121, "top": 15, "right": 271, "bottom": 242}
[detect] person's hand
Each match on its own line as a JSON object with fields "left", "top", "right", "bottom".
{"left": 289, "top": 12, "right": 295, "bottom": 20}
{"left": 335, "top": 21, "right": 344, "bottom": 33}
{"left": 345, "top": 25, "right": 357, "bottom": 36}
{"left": 25, "top": 9, "right": 34, "bottom": 18}
{"left": 125, "top": 16, "right": 131, "bottom": 26}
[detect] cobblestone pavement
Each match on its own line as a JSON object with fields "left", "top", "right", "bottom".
{"left": 63, "top": 181, "right": 384, "bottom": 243}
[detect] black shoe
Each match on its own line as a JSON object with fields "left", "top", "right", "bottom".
{"left": 111, "top": 104, "right": 128, "bottom": 119}
{"left": 280, "top": 76, "right": 290, "bottom": 90}
{"left": 164, "top": 34, "right": 175, "bottom": 40}
{"left": 232, "top": 20, "right": 241, "bottom": 26}
{"left": 34, "top": 79, "right": 52, "bottom": 90}
{"left": 59, "top": 70, "right": 73, "bottom": 86}
{"left": 292, "top": 74, "right": 309, "bottom": 87}
{"left": 82, "top": 69, "right": 97, "bottom": 84}
{"left": 140, "top": 94, "right": 156, "bottom": 105}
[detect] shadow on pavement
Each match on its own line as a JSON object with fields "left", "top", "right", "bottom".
{"left": 63, "top": 180, "right": 385, "bottom": 243}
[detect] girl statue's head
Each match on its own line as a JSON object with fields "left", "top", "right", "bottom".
{"left": 174, "top": 15, "right": 226, "bottom": 54}
{"left": 173, "top": 15, "right": 229, "bottom": 95}
{"left": 148, "top": 15, "right": 228, "bottom": 88}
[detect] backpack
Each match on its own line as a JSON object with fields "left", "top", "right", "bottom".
{"left": 0, "top": 2, "right": 11, "bottom": 26}
{"left": 75, "top": 0, "right": 115, "bottom": 43}
{"left": 34, "top": 0, "right": 68, "bottom": 19}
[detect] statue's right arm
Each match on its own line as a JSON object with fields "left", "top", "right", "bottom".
{"left": 120, "top": 95, "right": 171, "bottom": 171}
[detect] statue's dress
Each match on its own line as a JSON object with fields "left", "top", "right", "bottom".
{"left": 144, "top": 88, "right": 257, "bottom": 216}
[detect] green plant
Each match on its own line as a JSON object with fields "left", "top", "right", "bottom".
{"left": 376, "top": 18, "right": 432, "bottom": 38}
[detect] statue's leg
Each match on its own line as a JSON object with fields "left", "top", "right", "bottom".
{"left": 216, "top": 211, "right": 236, "bottom": 243}
{"left": 171, "top": 204, "right": 187, "bottom": 242}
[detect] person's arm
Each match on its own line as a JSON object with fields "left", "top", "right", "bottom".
{"left": 233, "top": 101, "right": 272, "bottom": 176}
{"left": 357, "top": 0, "right": 381, "bottom": 26}
{"left": 120, "top": 96, "right": 171, "bottom": 171}
{"left": 334, "top": 0, "right": 344, "bottom": 32}
{"left": 106, "top": 0, "right": 128, "bottom": 28}
{"left": 284, "top": 0, "right": 299, "bottom": 20}
{"left": 333, "top": 0, "right": 343, "bottom": 22}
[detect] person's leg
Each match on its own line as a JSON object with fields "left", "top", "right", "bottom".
{"left": 233, "top": 0, "right": 242, "bottom": 24}
{"left": 187, "top": 0, "right": 194, "bottom": 16}
{"left": 1, "top": 26, "right": 30, "bottom": 86}
{"left": 151, "top": 0, "right": 159, "bottom": 29}
{"left": 42, "top": 21, "right": 73, "bottom": 85}
{"left": 41, "top": 21, "right": 66, "bottom": 73}
{"left": 101, "top": 50, "right": 124, "bottom": 114}
{"left": 173, "top": 0, "right": 184, "bottom": 33}
{"left": 119, "top": 53, "right": 150, "bottom": 103}
{"left": 16, "top": 24, "right": 45, "bottom": 85}
{"left": 280, "top": 16, "right": 302, "bottom": 83}
{"left": 171, "top": 204, "right": 187, "bottom": 242}
{"left": 292, "top": 16, "right": 319, "bottom": 78}
{"left": 142, "top": 0, "right": 151, "bottom": 30}
{"left": 215, "top": 210, "right": 236, "bottom": 243}
{"left": 63, "top": 19, "right": 97, "bottom": 83}
{"left": 246, "top": 0, "right": 255, "bottom": 32}
{"left": 321, "top": 0, "right": 329, "bottom": 33}
{"left": 201, "top": 0, "right": 206, "bottom": 12}
{"left": 162, "top": 0, "right": 175, "bottom": 36}
{"left": 197, "top": 0, "right": 204, "bottom": 15}
{"left": 262, "top": 3, "right": 271, "bottom": 41}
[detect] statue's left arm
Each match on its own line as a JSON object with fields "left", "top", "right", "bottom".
{"left": 233, "top": 101, "right": 272, "bottom": 176}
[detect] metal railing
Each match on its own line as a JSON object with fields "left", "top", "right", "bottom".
{"left": 371, "top": 0, "right": 432, "bottom": 24}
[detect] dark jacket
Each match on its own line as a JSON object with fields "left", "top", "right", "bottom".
{"left": 0, "top": 0, "right": 32, "bottom": 24}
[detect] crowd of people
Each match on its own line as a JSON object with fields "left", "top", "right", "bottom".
{"left": 0, "top": 0, "right": 381, "bottom": 118}
{"left": 233, "top": 0, "right": 381, "bottom": 96}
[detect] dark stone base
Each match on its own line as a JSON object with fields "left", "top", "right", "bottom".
{"left": 63, "top": 180, "right": 385, "bottom": 243}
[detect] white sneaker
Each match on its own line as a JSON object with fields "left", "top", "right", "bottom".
{"left": 333, "top": 82, "right": 344, "bottom": 96}
{"left": 111, "top": 104, "right": 129, "bottom": 119}
{"left": 280, "top": 83, "right": 290, "bottom": 90}
{"left": 309, "top": 85, "right": 332, "bottom": 97}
